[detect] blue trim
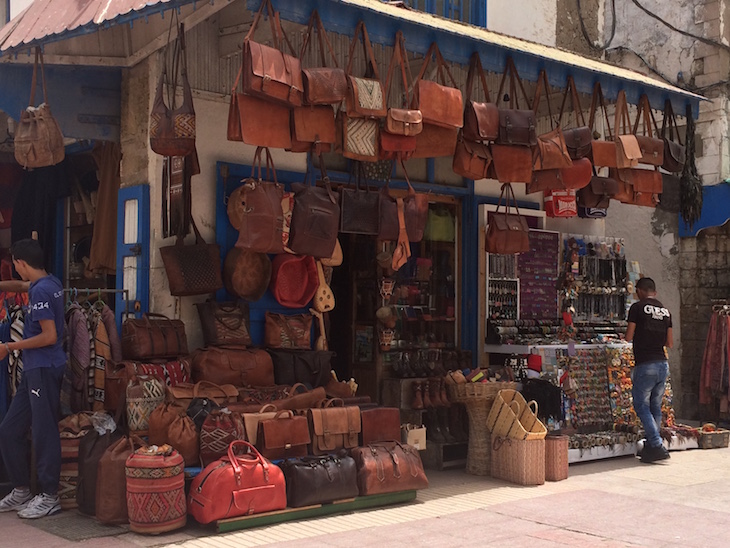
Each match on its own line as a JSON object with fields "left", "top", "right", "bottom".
{"left": 54, "top": 199, "right": 64, "bottom": 279}
{"left": 115, "top": 185, "right": 150, "bottom": 333}
{"left": 678, "top": 182, "right": 730, "bottom": 237}
{"left": 460, "top": 179, "right": 478, "bottom": 367}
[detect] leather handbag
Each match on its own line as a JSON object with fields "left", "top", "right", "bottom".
{"left": 264, "top": 313, "right": 313, "bottom": 350}
{"left": 531, "top": 70, "right": 572, "bottom": 171}
{"left": 257, "top": 410, "right": 311, "bottom": 460}
{"left": 378, "top": 160, "right": 429, "bottom": 242}
{"left": 453, "top": 134, "right": 492, "bottom": 180}
{"left": 159, "top": 217, "right": 223, "bottom": 297}
{"left": 190, "top": 345, "right": 275, "bottom": 386}
{"left": 360, "top": 407, "right": 402, "bottom": 446}
{"left": 281, "top": 452, "right": 359, "bottom": 507}
{"left": 351, "top": 441, "right": 428, "bottom": 495}
{"left": 195, "top": 300, "right": 252, "bottom": 347}
{"left": 618, "top": 167, "right": 663, "bottom": 194}
{"left": 411, "top": 42, "right": 463, "bottom": 158}
{"left": 379, "top": 130, "right": 416, "bottom": 161}
{"left": 345, "top": 21, "right": 386, "bottom": 119}
{"left": 491, "top": 143, "right": 533, "bottom": 183}
{"left": 557, "top": 76, "right": 592, "bottom": 160}
{"left": 149, "top": 23, "right": 196, "bottom": 157}
{"left": 188, "top": 440, "right": 286, "bottom": 525}
{"left": 288, "top": 162, "right": 340, "bottom": 258}
{"left": 233, "top": 147, "right": 285, "bottom": 254}
{"left": 300, "top": 10, "right": 348, "bottom": 105}
{"left": 608, "top": 169, "right": 637, "bottom": 204}
{"left": 463, "top": 52, "right": 499, "bottom": 142}
{"left": 122, "top": 313, "right": 188, "bottom": 361}
{"left": 340, "top": 162, "right": 381, "bottom": 235}
{"left": 588, "top": 82, "right": 618, "bottom": 168}
{"left": 14, "top": 48, "right": 65, "bottom": 169}
{"left": 485, "top": 183, "right": 530, "bottom": 255}
{"left": 268, "top": 349, "right": 334, "bottom": 388}
{"left": 633, "top": 94, "right": 664, "bottom": 166}
{"left": 290, "top": 105, "right": 336, "bottom": 153}
{"left": 200, "top": 409, "right": 246, "bottom": 467}
{"left": 527, "top": 157, "right": 592, "bottom": 194}
{"left": 577, "top": 173, "right": 619, "bottom": 209}
{"left": 168, "top": 381, "right": 239, "bottom": 407}
{"left": 658, "top": 172, "right": 681, "bottom": 213}
{"left": 307, "top": 400, "right": 362, "bottom": 455}
{"left": 494, "top": 58, "right": 536, "bottom": 147}
{"left": 661, "top": 99, "right": 685, "bottom": 173}
{"left": 240, "top": 404, "right": 279, "bottom": 445}
{"left": 96, "top": 436, "right": 145, "bottom": 525}
{"left": 242, "top": 0, "right": 303, "bottom": 107}
{"left": 614, "top": 90, "right": 643, "bottom": 168}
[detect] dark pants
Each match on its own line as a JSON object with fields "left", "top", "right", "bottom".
{"left": 0, "top": 366, "right": 64, "bottom": 495}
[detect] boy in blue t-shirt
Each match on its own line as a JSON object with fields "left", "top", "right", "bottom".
{"left": 0, "top": 239, "right": 67, "bottom": 518}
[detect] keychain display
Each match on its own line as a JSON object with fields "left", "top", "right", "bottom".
{"left": 487, "top": 279, "right": 518, "bottom": 319}
{"left": 517, "top": 230, "right": 559, "bottom": 320}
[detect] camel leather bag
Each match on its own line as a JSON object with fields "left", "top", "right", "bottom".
{"left": 485, "top": 183, "right": 530, "bottom": 255}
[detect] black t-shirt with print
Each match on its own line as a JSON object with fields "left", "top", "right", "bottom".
{"left": 628, "top": 297, "right": 672, "bottom": 365}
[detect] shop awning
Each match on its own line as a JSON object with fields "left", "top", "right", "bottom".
{"left": 0, "top": 0, "right": 704, "bottom": 114}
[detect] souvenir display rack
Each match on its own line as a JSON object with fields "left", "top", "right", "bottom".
{"left": 562, "top": 347, "right": 614, "bottom": 431}
{"left": 518, "top": 230, "right": 560, "bottom": 320}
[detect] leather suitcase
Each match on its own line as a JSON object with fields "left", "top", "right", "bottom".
{"left": 308, "top": 404, "right": 362, "bottom": 455}
{"left": 121, "top": 313, "right": 188, "bottom": 360}
{"left": 351, "top": 441, "right": 429, "bottom": 495}
{"left": 191, "top": 345, "right": 275, "bottom": 387}
{"left": 360, "top": 407, "right": 402, "bottom": 446}
{"left": 281, "top": 453, "right": 359, "bottom": 507}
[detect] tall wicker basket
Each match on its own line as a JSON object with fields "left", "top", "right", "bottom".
{"left": 544, "top": 435, "right": 569, "bottom": 481}
{"left": 491, "top": 436, "right": 545, "bottom": 486}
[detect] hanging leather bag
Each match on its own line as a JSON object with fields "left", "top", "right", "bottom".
{"left": 149, "top": 23, "right": 196, "bottom": 157}
{"left": 340, "top": 162, "right": 381, "bottom": 235}
{"left": 264, "top": 313, "right": 313, "bottom": 350}
{"left": 528, "top": 157, "right": 592, "bottom": 194}
{"left": 531, "top": 69, "right": 572, "bottom": 171}
{"left": 494, "top": 57, "right": 536, "bottom": 147}
{"left": 588, "top": 82, "right": 618, "bottom": 168}
{"left": 307, "top": 399, "right": 362, "bottom": 456}
{"left": 462, "top": 52, "right": 499, "bottom": 142}
{"left": 300, "top": 10, "right": 348, "bottom": 105}
{"left": 195, "top": 300, "right": 252, "bottom": 347}
{"left": 633, "top": 94, "right": 664, "bottom": 166}
{"left": 14, "top": 48, "right": 65, "bottom": 169}
{"left": 190, "top": 345, "right": 275, "bottom": 386}
{"left": 557, "top": 76, "right": 592, "bottom": 160}
{"left": 577, "top": 170, "right": 619, "bottom": 209}
{"left": 608, "top": 168, "right": 638, "bottom": 204}
{"left": 614, "top": 90, "right": 643, "bottom": 168}
{"left": 378, "top": 160, "right": 429, "bottom": 242}
{"left": 121, "top": 313, "right": 188, "bottom": 360}
{"left": 661, "top": 99, "right": 686, "bottom": 173}
{"left": 351, "top": 441, "right": 428, "bottom": 495}
{"left": 281, "top": 452, "right": 359, "bottom": 507}
{"left": 411, "top": 42, "right": 463, "bottom": 158}
{"left": 453, "top": 134, "right": 492, "bottom": 180}
{"left": 242, "top": 0, "right": 303, "bottom": 107}
{"left": 288, "top": 161, "right": 340, "bottom": 258}
{"left": 256, "top": 410, "right": 311, "bottom": 460}
{"left": 345, "top": 21, "right": 387, "bottom": 119}
{"left": 159, "top": 217, "right": 223, "bottom": 296}
{"left": 188, "top": 440, "right": 287, "bottom": 525}
{"left": 485, "top": 183, "right": 530, "bottom": 255}
{"left": 233, "top": 147, "right": 285, "bottom": 254}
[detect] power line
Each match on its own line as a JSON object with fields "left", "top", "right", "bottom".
{"left": 576, "top": 0, "right": 617, "bottom": 51}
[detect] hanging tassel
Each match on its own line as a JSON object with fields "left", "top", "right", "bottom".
{"left": 680, "top": 104, "right": 703, "bottom": 228}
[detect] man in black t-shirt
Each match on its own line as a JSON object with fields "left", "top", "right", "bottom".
{"left": 625, "top": 277, "right": 673, "bottom": 463}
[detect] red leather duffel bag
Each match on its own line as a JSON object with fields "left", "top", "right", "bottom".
{"left": 188, "top": 440, "right": 286, "bottom": 524}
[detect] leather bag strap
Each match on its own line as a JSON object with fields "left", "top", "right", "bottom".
{"left": 414, "top": 42, "right": 458, "bottom": 88}
{"left": 29, "top": 47, "right": 49, "bottom": 107}
{"left": 632, "top": 93, "right": 660, "bottom": 138}
{"left": 299, "top": 10, "right": 338, "bottom": 67}
{"left": 660, "top": 99, "right": 683, "bottom": 144}
{"left": 465, "top": 52, "right": 491, "bottom": 104}
{"left": 557, "top": 75, "right": 586, "bottom": 128}
{"left": 588, "top": 82, "right": 613, "bottom": 139}
{"left": 384, "top": 31, "right": 413, "bottom": 107}
{"left": 614, "top": 90, "right": 633, "bottom": 137}
{"left": 345, "top": 21, "right": 381, "bottom": 81}
{"left": 496, "top": 57, "right": 532, "bottom": 110}
{"left": 532, "top": 69, "right": 556, "bottom": 128}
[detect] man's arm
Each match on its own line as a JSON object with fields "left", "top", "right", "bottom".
{"left": 0, "top": 319, "right": 57, "bottom": 360}
{"left": 665, "top": 327, "right": 673, "bottom": 349}
{"left": 0, "top": 280, "right": 30, "bottom": 293}
{"left": 625, "top": 322, "right": 636, "bottom": 343}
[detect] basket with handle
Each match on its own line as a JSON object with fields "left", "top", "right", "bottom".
{"left": 487, "top": 388, "right": 547, "bottom": 440}
{"left": 486, "top": 391, "right": 521, "bottom": 438}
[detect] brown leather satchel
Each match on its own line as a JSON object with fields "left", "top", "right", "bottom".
{"left": 308, "top": 401, "right": 362, "bottom": 455}
{"left": 228, "top": 72, "right": 292, "bottom": 148}
{"left": 588, "top": 82, "right": 618, "bottom": 168}
{"left": 614, "top": 90, "right": 642, "bottom": 169}
{"left": 360, "top": 407, "right": 402, "bottom": 446}
{"left": 191, "top": 345, "right": 274, "bottom": 386}
{"left": 239, "top": 404, "right": 279, "bottom": 445}
{"left": 265, "top": 312, "right": 313, "bottom": 350}
{"left": 288, "top": 162, "right": 340, "bottom": 258}
{"left": 378, "top": 160, "right": 429, "bottom": 242}
{"left": 633, "top": 94, "right": 664, "bottom": 166}
{"left": 233, "top": 147, "right": 285, "bottom": 254}
{"left": 159, "top": 217, "right": 223, "bottom": 297}
{"left": 494, "top": 58, "right": 536, "bottom": 147}
{"left": 351, "top": 441, "right": 428, "bottom": 495}
{"left": 577, "top": 173, "right": 619, "bottom": 209}
{"left": 557, "top": 76, "right": 592, "bottom": 160}
{"left": 14, "top": 48, "right": 65, "bottom": 169}
{"left": 257, "top": 410, "right": 311, "bottom": 460}
{"left": 300, "top": 10, "right": 348, "bottom": 105}
{"left": 195, "top": 300, "right": 252, "bottom": 347}
{"left": 531, "top": 70, "right": 572, "bottom": 171}
{"left": 463, "top": 53, "right": 499, "bottom": 143}
{"left": 616, "top": 167, "right": 663, "bottom": 194}
{"left": 289, "top": 105, "right": 336, "bottom": 153}
{"left": 121, "top": 313, "right": 188, "bottom": 360}
{"left": 453, "top": 134, "right": 492, "bottom": 180}
{"left": 529, "top": 156, "right": 592, "bottom": 193}
{"left": 149, "top": 23, "right": 196, "bottom": 157}
{"left": 242, "top": 0, "right": 303, "bottom": 107}
{"left": 661, "top": 99, "right": 685, "bottom": 173}
{"left": 608, "top": 169, "right": 637, "bottom": 204}
{"left": 345, "top": 21, "right": 386, "bottom": 119}
{"left": 491, "top": 143, "right": 533, "bottom": 183}
{"left": 485, "top": 183, "right": 530, "bottom": 255}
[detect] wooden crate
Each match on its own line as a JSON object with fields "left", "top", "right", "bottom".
{"left": 699, "top": 429, "right": 730, "bottom": 449}
{"left": 422, "top": 441, "right": 467, "bottom": 471}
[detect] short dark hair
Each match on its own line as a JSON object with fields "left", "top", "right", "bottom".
{"left": 636, "top": 277, "right": 656, "bottom": 293}
{"left": 10, "top": 239, "right": 45, "bottom": 270}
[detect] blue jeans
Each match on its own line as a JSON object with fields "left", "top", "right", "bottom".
{"left": 631, "top": 360, "right": 669, "bottom": 449}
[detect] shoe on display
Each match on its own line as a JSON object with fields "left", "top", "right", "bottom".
{"left": 0, "top": 488, "right": 33, "bottom": 512}
{"left": 17, "top": 493, "right": 61, "bottom": 519}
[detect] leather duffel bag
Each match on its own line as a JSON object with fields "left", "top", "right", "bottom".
{"left": 351, "top": 441, "right": 428, "bottom": 495}
{"left": 308, "top": 400, "right": 362, "bottom": 456}
{"left": 360, "top": 407, "right": 402, "bottom": 446}
{"left": 191, "top": 345, "right": 275, "bottom": 387}
{"left": 188, "top": 440, "right": 286, "bottom": 524}
{"left": 281, "top": 452, "right": 359, "bottom": 507}
{"left": 268, "top": 349, "right": 333, "bottom": 388}
{"left": 121, "top": 313, "right": 188, "bottom": 360}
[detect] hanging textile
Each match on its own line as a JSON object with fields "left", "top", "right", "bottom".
{"left": 89, "top": 142, "right": 122, "bottom": 275}
{"left": 7, "top": 303, "right": 25, "bottom": 397}
{"left": 88, "top": 306, "right": 110, "bottom": 410}
{"left": 63, "top": 302, "right": 91, "bottom": 414}
{"left": 100, "top": 303, "right": 122, "bottom": 363}
{"left": 699, "top": 308, "right": 730, "bottom": 405}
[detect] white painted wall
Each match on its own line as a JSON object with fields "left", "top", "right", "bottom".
{"left": 487, "top": 0, "right": 557, "bottom": 47}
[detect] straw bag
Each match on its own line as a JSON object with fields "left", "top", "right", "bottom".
{"left": 486, "top": 388, "right": 547, "bottom": 441}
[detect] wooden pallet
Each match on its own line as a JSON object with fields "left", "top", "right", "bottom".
{"left": 422, "top": 441, "right": 467, "bottom": 471}
{"left": 216, "top": 490, "right": 418, "bottom": 533}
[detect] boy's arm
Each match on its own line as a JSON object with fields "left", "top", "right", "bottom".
{"left": 0, "top": 280, "right": 30, "bottom": 293}
{"left": 0, "top": 320, "right": 57, "bottom": 360}
{"left": 665, "top": 327, "right": 673, "bottom": 349}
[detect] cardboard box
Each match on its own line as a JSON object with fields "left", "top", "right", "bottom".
{"left": 402, "top": 425, "right": 426, "bottom": 451}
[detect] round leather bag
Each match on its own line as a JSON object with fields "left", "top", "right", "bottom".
{"left": 269, "top": 254, "right": 318, "bottom": 308}
{"left": 227, "top": 185, "right": 245, "bottom": 230}
{"left": 223, "top": 247, "right": 272, "bottom": 302}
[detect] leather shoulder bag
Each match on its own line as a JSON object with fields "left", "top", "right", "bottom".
{"left": 149, "top": 22, "right": 196, "bottom": 157}
{"left": 340, "top": 162, "right": 381, "bottom": 235}
{"left": 14, "top": 47, "right": 65, "bottom": 169}
{"left": 264, "top": 313, "right": 313, "bottom": 350}
{"left": 531, "top": 69, "right": 572, "bottom": 171}
{"left": 257, "top": 409, "right": 311, "bottom": 460}
{"left": 577, "top": 169, "right": 619, "bottom": 209}
{"left": 307, "top": 400, "right": 362, "bottom": 455}
{"left": 195, "top": 300, "right": 252, "bottom": 347}
{"left": 588, "top": 81, "right": 617, "bottom": 168}
{"left": 378, "top": 160, "right": 429, "bottom": 243}
{"left": 233, "top": 147, "right": 285, "bottom": 254}
{"left": 462, "top": 52, "right": 499, "bottom": 142}
{"left": 633, "top": 93, "right": 664, "bottom": 166}
{"left": 345, "top": 21, "right": 387, "bottom": 119}
{"left": 300, "top": 10, "right": 348, "bottom": 105}
{"left": 121, "top": 313, "right": 188, "bottom": 360}
{"left": 485, "top": 183, "right": 530, "bottom": 255}
{"left": 557, "top": 75, "right": 592, "bottom": 160}
{"left": 268, "top": 348, "right": 334, "bottom": 388}
{"left": 661, "top": 99, "right": 686, "bottom": 173}
{"left": 614, "top": 90, "right": 642, "bottom": 168}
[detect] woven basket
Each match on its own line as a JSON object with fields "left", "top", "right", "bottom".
{"left": 486, "top": 389, "right": 547, "bottom": 441}
{"left": 447, "top": 381, "right": 517, "bottom": 403}
{"left": 545, "top": 435, "right": 569, "bottom": 481}
{"left": 461, "top": 398, "right": 494, "bottom": 476}
{"left": 491, "top": 436, "right": 545, "bottom": 486}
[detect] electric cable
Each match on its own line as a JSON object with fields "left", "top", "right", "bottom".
{"left": 577, "top": 0, "right": 616, "bottom": 51}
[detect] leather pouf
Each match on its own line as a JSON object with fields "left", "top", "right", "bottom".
{"left": 125, "top": 445, "right": 186, "bottom": 534}
{"left": 223, "top": 247, "right": 272, "bottom": 302}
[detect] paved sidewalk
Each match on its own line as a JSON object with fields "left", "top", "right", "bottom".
{"left": 1, "top": 445, "right": 728, "bottom": 547}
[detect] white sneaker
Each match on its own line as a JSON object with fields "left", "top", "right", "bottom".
{"left": 0, "top": 488, "right": 32, "bottom": 512}
{"left": 17, "top": 493, "right": 61, "bottom": 519}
